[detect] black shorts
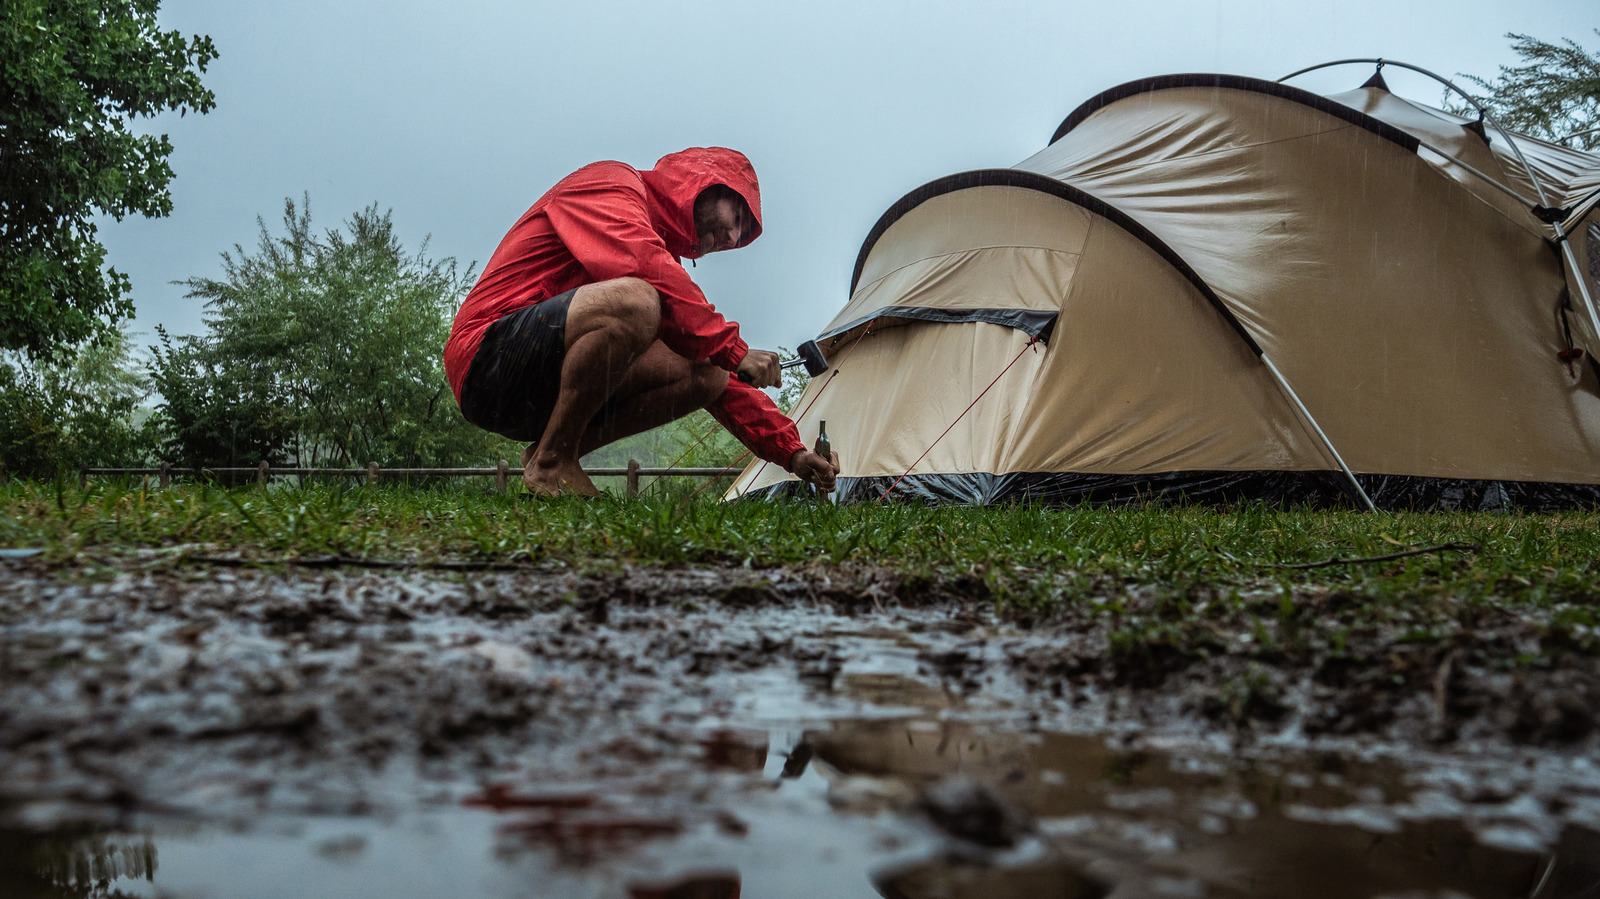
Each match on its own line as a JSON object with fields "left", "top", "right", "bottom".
{"left": 459, "top": 289, "right": 575, "bottom": 443}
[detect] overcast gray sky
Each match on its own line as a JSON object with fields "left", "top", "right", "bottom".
{"left": 103, "top": 0, "right": 1594, "bottom": 353}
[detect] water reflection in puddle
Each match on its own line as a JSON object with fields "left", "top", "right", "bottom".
{"left": 807, "top": 715, "right": 1600, "bottom": 898}
{"left": 6, "top": 674, "right": 1600, "bottom": 897}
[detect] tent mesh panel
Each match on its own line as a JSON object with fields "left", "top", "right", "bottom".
{"left": 740, "top": 471, "right": 1600, "bottom": 511}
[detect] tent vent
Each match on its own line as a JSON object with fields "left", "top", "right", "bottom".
{"left": 1463, "top": 116, "right": 1491, "bottom": 145}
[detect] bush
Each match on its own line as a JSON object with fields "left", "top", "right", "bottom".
{"left": 0, "top": 330, "right": 157, "bottom": 478}
{"left": 149, "top": 197, "right": 519, "bottom": 469}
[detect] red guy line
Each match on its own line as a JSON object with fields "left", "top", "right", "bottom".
{"left": 732, "top": 319, "right": 878, "bottom": 499}
{"left": 876, "top": 335, "right": 1040, "bottom": 503}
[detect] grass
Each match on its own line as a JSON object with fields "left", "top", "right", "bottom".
{"left": 3, "top": 477, "right": 1597, "bottom": 605}
{"left": 6, "top": 478, "right": 1600, "bottom": 733}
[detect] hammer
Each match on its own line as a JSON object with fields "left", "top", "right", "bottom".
{"left": 784, "top": 340, "right": 830, "bottom": 378}
{"left": 739, "top": 339, "right": 830, "bottom": 383}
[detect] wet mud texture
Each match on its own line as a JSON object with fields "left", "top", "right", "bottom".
{"left": 2, "top": 556, "right": 1598, "bottom": 817}
{"left": 5, "top": 556, "right": 1600, "bottom": 898}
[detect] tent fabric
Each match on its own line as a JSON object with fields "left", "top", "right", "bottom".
{"left": 732, "top": 183, "right": 1338, "bottom": 498}
{"left": 728, "top": 71, "right": 1600, "bottom": 509}
{"left": 1323, "top": 87, "right": 1600, "bottom": 229}
{"left": 1018, "top": 81, "right": 1600, "bottom": 483}
{"left": 818, "top": 176, "right": 1090, "bottom": 355}
{"left": 1048, "top": 74, "right": 1421, "bottom": 150}
{"left": 1324, "top": 87, "right": 1551, "bottom": 235}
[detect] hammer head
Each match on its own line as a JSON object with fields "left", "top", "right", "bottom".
{"left": 797, "top": 340, "right": 829, "bottom": 378}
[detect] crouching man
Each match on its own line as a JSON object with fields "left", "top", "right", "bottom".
{"left": 443, "top": 147, "right": 838, "bottom": 496}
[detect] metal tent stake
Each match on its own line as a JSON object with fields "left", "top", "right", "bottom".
{"left": 1261, "top": 356, "right": 1377, "bottom": 512}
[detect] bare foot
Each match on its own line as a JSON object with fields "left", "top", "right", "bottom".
{"left": 523, "top": 458, "right": 601, "bottom": 497}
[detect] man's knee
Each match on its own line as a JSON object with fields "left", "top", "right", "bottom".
{"left": 601, "top": 277, "right": 660, "bottom": 334}
{"left": 575, "top": 277, "right": 660, "bottom": 346}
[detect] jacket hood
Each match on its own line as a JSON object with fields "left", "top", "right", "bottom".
{"left": 639, "top": 147, "right": 764, "bottom": 260}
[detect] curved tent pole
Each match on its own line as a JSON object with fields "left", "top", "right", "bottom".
{"left": 1261, "top": 358, "right": 1376, "bottom": 512}
{"left": 1279, "top": 58, "right": 1549, "bottom": 206}
{"left": 1559, "top": 124, "right": 1600, "bottom": 146}
{"left": 1281, "top": 58, "right": 1600, "bottom": 349}
{"left": 1415, "top": 142, "right": 1544, "bottom": 206}
{"left": 1048, "top": 73, "right": 1423, "bottom": 150}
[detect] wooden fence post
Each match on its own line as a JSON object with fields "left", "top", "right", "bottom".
{"left": 626, "top": 459, "right": 641, "bottom": 498}
{"left": 79, "top": 463, "right": 88, "bottom": 490}
{"left": 495, "top": 459, "right": 510, "bottom": 493}
{"left": 159, "top": 462, "right": 171, "bottom": 489}
{"left": 368, "top": 462, "right": 380, "bottom": 486}
{"left": 258, "top": 461, "right": 269, "bottom": 485}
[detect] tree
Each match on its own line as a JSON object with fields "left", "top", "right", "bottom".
{"left": 146, "top": 324, "right": 294, "bottom": 469}
{"left": 150, "top": 197, "right": 516, "bottom": 469}
{"left": 1458, "top": 31, "right": 1600, "bottom": 150}
{"left": 0, "top": 0, "right": 217, "bottom": 359}
{"left": 0, "top": 327, "right": 156, "bottom": 477}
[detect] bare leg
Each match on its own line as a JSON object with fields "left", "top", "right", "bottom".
{"left": 524, "top": 278, "right": 661, "bottom": 496}
{"left": 579, "top": 343, "right": 729, "bottom": 454}
{"left": 520, "top": 341, "right": 729, "bottom": 467}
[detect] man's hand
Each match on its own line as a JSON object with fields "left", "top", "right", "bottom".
{"left": 791, "top": 450, "right": 840, "bottom": 492}
{"left": 736, "top": 349, "right": 781, "bottom": 388}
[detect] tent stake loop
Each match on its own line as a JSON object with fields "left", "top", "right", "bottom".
{"left": 1261, "top": 356, "right": 1376, "bottom": 512}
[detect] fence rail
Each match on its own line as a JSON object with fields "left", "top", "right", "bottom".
{"left": 79, "top": 460, "right": 739, "bottom": 498}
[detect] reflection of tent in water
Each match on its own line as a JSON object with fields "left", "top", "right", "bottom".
{"left": 731, "top": 61, "right": 1600, "bottom": 509}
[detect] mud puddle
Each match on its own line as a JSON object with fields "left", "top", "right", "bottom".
{"left": 3, "top": 561, "right": 1600, "bottom": 897}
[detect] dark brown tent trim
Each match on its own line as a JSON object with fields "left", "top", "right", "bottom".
{"left": 1048, "top": 73, "right": 1424, "bottom": 151}
{"left": 848, "top": 169, "right": 1262, "bottom": 355}
{"left": 741, "top": 471, "right": 1600, "bottom": 512}
{"left": 817, "top": 306, "right": 1059, "bottom": 346}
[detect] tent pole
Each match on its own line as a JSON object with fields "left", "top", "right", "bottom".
{"left": 1283, "top": 59, "right": 1600, "bottom": 396}
{"left": 1279, "top": 59, "right": 1555, "bottom": 208}
{"left": 1407, "top": 144, "right": 1600, "bottom": 344}
{"left": 1415, "top": 141, "right": 1537, "bottom": 205}
{"left": 1261, "top": 356, "right": 1377, "bottom": 512}
{"left": 1556, "top": 225, "right": 1600, "bottom": 350}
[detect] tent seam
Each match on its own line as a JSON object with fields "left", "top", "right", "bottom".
{"left": 1044, "top": 122, "right": 1360, "bottom": 179}
{"left": 851, "top": 245, "right": 1082, "bottom": 299}
{"left": 1050, "top": 73, "right": 1422, "bottom": 149}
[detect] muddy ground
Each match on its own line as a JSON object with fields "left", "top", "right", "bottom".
{"left": 3, "top": 554, "right": 1600, "bottom": 897}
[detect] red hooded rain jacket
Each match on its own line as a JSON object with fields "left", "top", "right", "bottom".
{"left": 444, "top": 147, "right": 805, "bottom": 469}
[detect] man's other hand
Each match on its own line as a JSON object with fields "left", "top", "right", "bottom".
{"left": 791, "top": 450, "right": 840, "bottom": 492}
{"left": 736, "top": 349, "right": 781, "bottom": 388}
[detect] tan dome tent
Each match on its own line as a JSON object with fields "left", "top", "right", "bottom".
{"left": 730, "top": 63, "right": 1600, "bottom": 509}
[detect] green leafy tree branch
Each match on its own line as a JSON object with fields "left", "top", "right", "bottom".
{"left": 0, "top": 0, "right": 217, "bottom": 358}
{"left": 1456, "top": 31, "right": 1600, "bottom": 150}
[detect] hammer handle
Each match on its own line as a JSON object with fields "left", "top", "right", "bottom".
{"left": 737, "top": 357, "right": 806, "bottom": 384}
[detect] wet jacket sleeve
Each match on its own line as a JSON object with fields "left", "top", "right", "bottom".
{"left": 544, "top": 174, "right": 748, "bottom": 371}
{"left": 708, "top": 376, "right": 807, "bottom": 470}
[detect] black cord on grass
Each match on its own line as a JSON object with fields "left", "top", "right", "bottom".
{"left": 185, "top": 555, "right": 532, "bottom": 572}
{"left": 1272, "top": 541, "right": 1480, "bottom": 571}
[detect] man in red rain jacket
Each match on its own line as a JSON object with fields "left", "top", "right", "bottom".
{"left": 444, "top": 147, "right": 839, "bottom": 496}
